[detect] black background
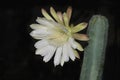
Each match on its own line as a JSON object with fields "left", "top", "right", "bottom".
{"left": 0, "top": 0, "right": 119, "bottom": 80}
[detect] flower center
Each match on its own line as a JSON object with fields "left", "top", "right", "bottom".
{"left": 47, "top": 26, "right": 72, "bottom": 47}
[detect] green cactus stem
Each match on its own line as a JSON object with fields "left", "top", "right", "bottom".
{"left": 80, "top": 15, "right": 109, "bottom": 80}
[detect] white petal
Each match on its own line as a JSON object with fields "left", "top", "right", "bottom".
{"left": 31, "top": 28, "right": 49, "bottom": 34}
{"left": 62, "top": 43, "right": 69, "bottom": 62}
{"left": 36, "top": 17, "right": 54, "bottom": 27}
{"left": 60, "top": 57, "right": 65, "bottom": 66}
{"left": 34, "top": 40, "right": 48, "bottom": 48}
{"left": 68, "top": 37, "right": 77, "bottom": 49}
{"left": 43, "top": 45, "right": 56, "bottom": 62}
{"left": 36, "top": 17, "right": 66, "bottom": 31}
{"left": 54, "top": 46, "right": 62, "bottom": 66}
{"left": 60, "top": 43, "right": 69, "bottom": 66}
{"left": 30, "top": 24, "right": 44, "bottom": 29}
{"left": 67, "top": 43, "right": 75, "bottom": 61}
{"left": 30, "top": 28, "right": 51, "bottom": 39}
{"left": 35, "top": 45, "right": 50, "bottom": 56}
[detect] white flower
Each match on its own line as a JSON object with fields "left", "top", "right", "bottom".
{"left": 30, "top": 7, "right": 89, "bottom": 66}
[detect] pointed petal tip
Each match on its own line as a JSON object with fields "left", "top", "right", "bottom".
{"left": 71, "top": 57, "right": 75, "bottom": 61}
{"left": 41, "top": 8, "right": 44, "bottom": 12}
{"left": 36, "top": 17, "right": 42, "bottom": 21}
{"left": 67, "top": 6, "right": 72, "bottom": 11}
{"left": 30, "top": 24, "right": 42, "bottom": 30}
{"left": 57, "top": 11, "right": 63, "bottom": 22}
{"left": 82, "top": 22, "right": 88, "bottom": 25}
{"left": 72, "top": 22, "right": 88, "bottom": 33}
{"left": 82, "top": 50, "right": 84, "bottom": 51}
{"left": 54, "top": 60, "right": 57, "bottom": 66}
{"left": 54, "top": 62, "right": 58, "bottom": 67}
{"left": 35, "top": 49, "right": 40, "bottom": 55}
{"left": 85, "top": 35, "right": 89, "bottom": 41}
{"left": 75, "top": 42, "right": 84, "bottom": 51}
{"left": 68, "top": 6, "right": 72, "bottom": 8}
{"left": 63, "top": 12, "right": 69, "bottom": 27}
{"left": 36, "top": 17, "right": 40, "bottom": 22}
{"left": 54, "top": 62, "right": 56, "bottom": 66}
{"left": 82, "top": 22, "right": 88, "bottom": 27}
{"left": 43, "top": 58, "right": 48, "bottom": 63}
{"left": 50, "top": 6, "right": 53, "bottom": 9}
{"left": 61, "top": 63, "right": 64, "bottom": 66}
{"left": 41, "top": 8, "right": 55, "bottom": 21}
{"left": 50, "top": 6, "right": 54, "bottom": 11}
{"left": 66, "top": 6, "right": 72, "bottom": 20}
{"left": 80, "top": 22, "right": 88, "bottom": 27}
{"left": 37, "top": 17, "right": 39, "bottom": 19}
{"left": 54, "top": 64, "right": 57, "bottom": 67}
{"left": 41, "top": 8, "right": 45, "bottom": 11}
{"left": 30, "top": 24, "right": 33, "bottom": 29}
{"left": 29, "top": 31, "right": 33, "bottom": 36}
{"left": 73, "top": 49, "right": 80, "bottom": 59}
{"left": 77, "top": 56, "right": 80, "bottom": 59}
{"left": 73, "top": 33, "right": 89, "bottom": 41}
{"left": 75, "top": 54, "right": 80, "bottom": 59}
{"left": 80, "top": 48, "right": 84, "bottom": 51}
{"left": 41, "top": 8, "right": 46, "bottom": 14}
{"left": 50, "top": 6, "right": 62, "bottom": 23}
{"left": 60, "top": 59, "right": 65, "bottom": 66}
{"left": 82, "top": 22, "right": 88, "bottom": 28}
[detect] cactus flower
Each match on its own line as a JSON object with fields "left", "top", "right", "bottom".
{"left": 30, "top": 7, "right": 89, "bottom": 66}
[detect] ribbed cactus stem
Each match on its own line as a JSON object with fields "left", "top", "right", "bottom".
{"left": 80, "top": 15, "right": 109, "bottom": 80}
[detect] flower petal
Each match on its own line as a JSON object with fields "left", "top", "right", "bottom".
{"left": 73, "top": 33, "right": 89, "bottom": 41}
{"left": 54, "top": 46, "right": 62, "bottom": 66}
{"left": 60, "top": 43, "right": 69, "bottom": 66}
{"left": 35, "top": 45, "right": 50, "bottom": 56}
{"left": 68, "top": 37, "right": 77, "bottom": 49}
{"left": 67, "top": 43, "right": 75, "bottom": 61}
{"left": 34, "top": 40, "right": 48, "bottom": 48}
{"left": 66, "top": 6, "right": 72, "bottom": 20}
{"left": 41, "top": 8, "right": 54, "bottom": 21}
{"left": 60, "top": 57, "right": 65, "bottom": 66}
{"left": 43, "top": 45, "right": 56, "bottom": 62}
{"left": 30, "top": 28, "right": 51, "bottom": 39}
{"left": 75, "top": 41, "right": 84, "bottom": 51}
{"left": 73, "top": 49, "right": 80, "bottom": 59}
{"left": 50, "top": 7, "right": 62, "bottom": 24}
{"left": 30, "top": 24, "right": 45, "bottom": 30}
{"left": 71, "top": 22, "right": 88, "bottom": 33}
{"left": 62, "top": 43, "right": 69, "bottom": 62}
{"left": 57, "top": 11, "right": 63, "bottom": 23}
{"left": 63, "top": 12, "right": 69, "bottom": 27}
{"left": 36, "top": 17, "right": 54, "bottom": 27}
